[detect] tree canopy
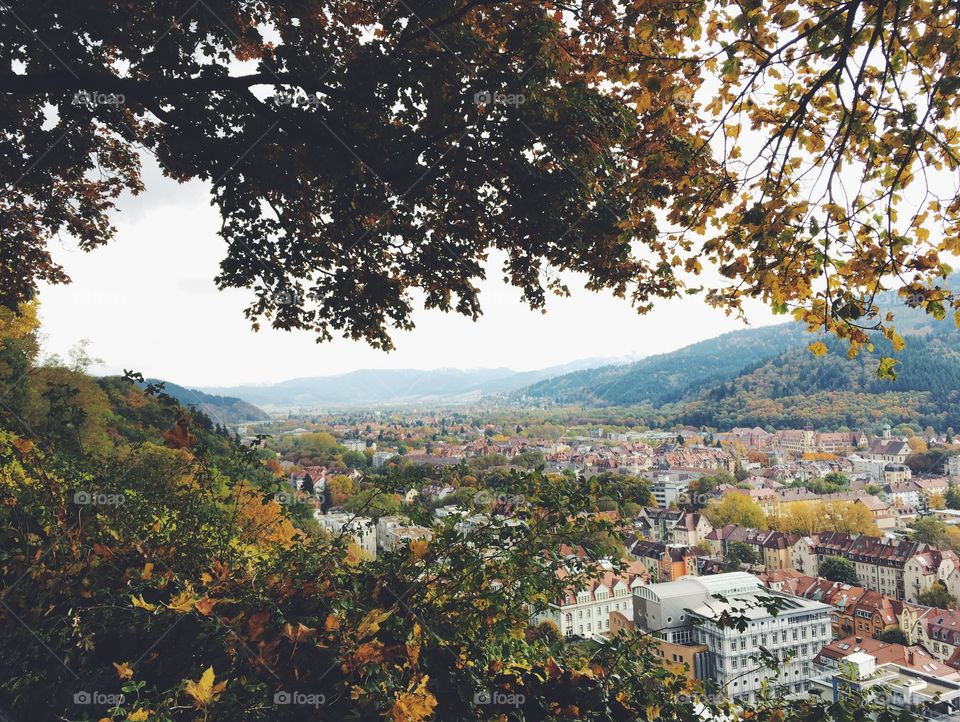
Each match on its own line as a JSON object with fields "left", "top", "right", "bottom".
{"left": 3, "top": 0, "right": 960, "bottom": 364}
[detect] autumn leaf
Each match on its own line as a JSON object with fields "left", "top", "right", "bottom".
{"left": 356, "top": 608, "right": 392, "bottom": 640}
{"left": 167, "top": 589, "right": 196, "bottom": 613}
{"left": 142, "top": 562, "right": 154, "bottom": 580}
{"left": 877, "top": 356, "right": 900, "bottom": 380}
{"left": 324, "top": 613, "right": 341, "bottom": 632}
{"left": 808, "top": 341, "right": 828, "bottom": 357}
{"left": 113, "top": 661, "right": 134, "bottom": 680}
{"left": 390, "top": 675, "right": 437, "bottom": 722}
{"left": 127, "top": 710, "right": 151, "bottom": 721}
{"left": 130, "top": 594, "right": 156, "bottom": 612}
{"left": 408, "top": 538, "right": 429, "bottom": 559}
{"left": 184, "top": 666, "right": 226, "bottom": 707}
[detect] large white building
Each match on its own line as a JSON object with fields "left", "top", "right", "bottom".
{"left": 633, "top": 572, "right": 832, "bottom": 704}
{"left": 689, "top": 586, "right": 832, "bottom": 704}
{"left": 314, "top": 511, "right": 377, "bottom": 558}
{"left": 533, "top": 566, "right": 645, "bottom": 639}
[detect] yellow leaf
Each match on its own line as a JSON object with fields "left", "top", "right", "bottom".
{"left": 130, "top": 594, "right": 156, "bottom": 612}
{"left": 390, "top": 675, "right": 437, "bottom": 722}
{"left": 167, "top": 590, "right": 196, "bottom": 613}
{"left": 113, "top": 661, "right": 134, "bottom": 680}
{"left": 808, "top": 341, "right": 828, "bottom": 357}
{"left": 408, "top": 538, "right": 429, "bottom": 560}
{"left": 128, "top": 709, "right": 152, "bottom": 721}
{"left": 142, "top": 562, "right": 154, "bottom": 580}
{"left": 184, "top": 666, "right": 220, "bottom": 707}
{"left": 357, "top": 608, "right": 392, "bottom": 640}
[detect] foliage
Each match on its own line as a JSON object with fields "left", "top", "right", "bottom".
{"left": 917, "top": 582, "right": 956, "bottom": 610}
{"left": 879, "top": 628, "right": 908, "bottom": 645}
{"left": 5, "top": 1, "right": 960, "bottom": 365}
{"left": 769, "top": 500, "right": 879, "bottom": 536}
{"left": 819, "top": 556, "right": 860, "bottom": 586}
{"left": 704, "top": 492, "right": 767, "bottom": 529}
{"left": 725, "top": 541, "right": 759, "bottom": 570}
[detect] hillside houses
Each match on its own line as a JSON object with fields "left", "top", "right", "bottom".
{"left": 625, "top": 539, "right": 702, "bottom": 582}
{"left": 634, "top": 508, "right": 713, "bottom": 547}
{"left": 806, "top": 532, "right": 958, "bottom": 603}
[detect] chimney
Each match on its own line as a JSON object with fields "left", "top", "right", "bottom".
{"left": 907, "top": 650, "right": 915, "bottom": 665}
{"left": 855, "top": 636, "right": 863, "bottom": 644}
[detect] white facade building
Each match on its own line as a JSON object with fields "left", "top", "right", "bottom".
{"left": 689, "top": 590, "right": 832, "bottom": 704}
{"left": 533, "top": 571, "right": 638, "bottom": 639}
{"left": 314, "top": 511, "right": 377, "bottom": 558}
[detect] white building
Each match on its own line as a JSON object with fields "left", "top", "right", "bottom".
{"left": 651, "top": 473, "right": 694, "bottom": 508}
{"left": 314, "top": 511, "right": 377, "bottom": 558}
{"left": 810, "top": 651, "right": 960, "bottom": 718}
{"left": 342, "top": 439, "right": 367, "bottom": 452}
{"left": 376, "top": 515, "right": 432, "bottom": 552}
{"left": 949, "top": 456, "right": 960, "bottom": 481}
{"left": 533, "top": 569, "right": 641, "bottom": 639}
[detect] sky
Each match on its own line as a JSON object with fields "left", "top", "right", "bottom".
{"left": 37, "top": 157, "right": 782, "bottom": 388}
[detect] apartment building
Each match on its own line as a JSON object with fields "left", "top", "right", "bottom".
{"left": 813, "top": 531, "right": 957, "bottom": 603}
{"left": 533, "top": 565, "right": 645, "bottom": 639}
{"left": 632, "top": 572, "right": 832, "bottom": 704}
{"left": 314, "top": 511, "right": 377, "bottom": 558}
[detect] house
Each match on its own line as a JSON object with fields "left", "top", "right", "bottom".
{"left": 314, "top": 511, "right": 377, "bottom": 559}
{"left": 626, "top": 540, "right": 701, "bottom": 582}
{"left": 908, "top": 608, "right": 960, "bottom": 665}
{"left": 638, "top": 508, "right": 713, "bottom": 547}
{"left": 813, "top": 635, "right": 959, "bottom": 680}
{"left": 532, "top": 562, "right": 646, "bottom": 639}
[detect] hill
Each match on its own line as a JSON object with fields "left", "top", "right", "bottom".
{"left": 199, "top": 357, "right": 623, "bottom": 409}
{"left": 515, "top": 276, "right": 960, "bottom": 430}
{"left": 517, "top": 323, "right": 809, "bottom": 406}
{"left": 145, "top": 379, "right": 270, "bottom": 424}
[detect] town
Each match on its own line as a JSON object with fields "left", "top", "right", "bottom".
{"left": 247, "top": 412, "right": 960, "bottom": 718}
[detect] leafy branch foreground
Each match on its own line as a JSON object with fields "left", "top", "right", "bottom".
{"left": 0, "top": 409, "right": 902, "bottom": 719}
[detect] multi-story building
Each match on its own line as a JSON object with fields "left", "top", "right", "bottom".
{"left": 376, "top": 515, "right": 432, "bottom": 553}
{"left": 533, "top": 565, "right": 645, "bottom": 639}
{"left": 626, "top": 539, "right": 701, "bottom": 582}
{"left": 812, "top": 531, "right": 957, "bottom": 603}
{"left": 690, "top": 591, "right": 831, "bottom": 704}
{"left": 636, "top": 508, "right": 713, "bottom": 547}
{"left": 314, "top": 511, "right": 378, "bottom": 558}
{"left": 906, "top": 607, "right": 960, "bottom": 665}
{"left": 810, "top": 650, "right": 960, "bottom": 717}
{"left": 949, "top": 455, "right": 960, "bottom": 482}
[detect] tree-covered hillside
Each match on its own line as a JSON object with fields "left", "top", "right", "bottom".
{"left": 517, "top": 324, "right": 809, "bottom": 406}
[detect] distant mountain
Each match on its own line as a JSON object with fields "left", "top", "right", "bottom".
{"left": 514, "top": 275, "right": 960, "bottom": 430}
{"left": 146, "top": 380, "right": 270, "bottom": 424}
{"left": 516, "top": 324, "right": 809, "bottom": 406}
{"left": 198, "top": 358, "right": 619, "bottom": 410}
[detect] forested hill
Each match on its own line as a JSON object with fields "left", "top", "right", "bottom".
{"left": 144, "top": 379, "right": 269, "bottom": 424}
{"left": 516, "top": 323, "right": 809, "bottom": 406}
{"left": 673, "top": 330, "right": 960, "bottom": 431}
{"left": 515, "top": 281, "right": 960, "bottom": 430}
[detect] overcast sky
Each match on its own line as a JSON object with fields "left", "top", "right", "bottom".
{"left": 37, "top": 157, "right": 782, "bottom": 388}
